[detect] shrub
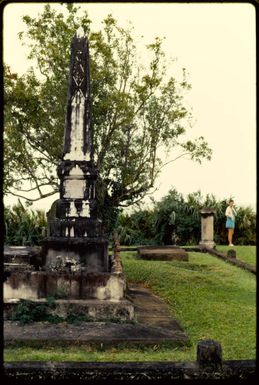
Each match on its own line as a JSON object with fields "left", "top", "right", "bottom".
{"left": 4, "top": 200, "right": 47, "bottom": 246}
{"left": 10, "top": 297, "right": 62, "bottom": 324}
{"left": 116, "top": 189, "right": 256, "bottom": 246}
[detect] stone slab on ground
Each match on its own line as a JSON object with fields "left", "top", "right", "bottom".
{"left": 4, "top": 285, "right": 189, "bottom": 348}
{"left": 138, "top": 246, "right": 188, "bottom": 261}
{"left": 4, "top": 245, "right": 40, "bottom": 264}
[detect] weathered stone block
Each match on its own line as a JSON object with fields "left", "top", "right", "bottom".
{"left": 197, "top": 340, "right": 222, "bottom": 370}
{"left": 4, "top": 272, "right": 38, "bottom": 300}
{"left": 138, "top": 246, "right": 188, "bottom": 261}
{"left": 227, "top": 249, "right": 236, "bottom": 259}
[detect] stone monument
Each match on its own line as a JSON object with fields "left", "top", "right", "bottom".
{"left": 199, "top": 207, "right": 216, "bottom": 249}
{"left": 4, "top": 29, "right": 134, "bottom": 322}
{"left": 41, "top": 27, "right": 108, "bottom": 273}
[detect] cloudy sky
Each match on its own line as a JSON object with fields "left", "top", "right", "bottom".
{"left": 3, "top": 2, "right": 256, "bottom": 211}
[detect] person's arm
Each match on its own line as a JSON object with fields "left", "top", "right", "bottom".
{"left": 225, "top": 207, "right": 231, "bottom": 217}
{"left": 225, "top": 206, "right": 234, "bottom": 219}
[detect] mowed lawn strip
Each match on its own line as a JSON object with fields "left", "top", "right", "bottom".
{"left": 215, "top": 245, "right": 256, "bottom": 267}
{"left": 4, "top": 249, "right": 255, "bottom": 362}
{"left": 122, "top": 250, "right": 256, "bottom": 360}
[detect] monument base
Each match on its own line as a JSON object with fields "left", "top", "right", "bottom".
{"left": 4, "top": 247, "right": 134, "bottom": 323}
{"left": 199, "top": 241, "right": 216, "bottom": 249}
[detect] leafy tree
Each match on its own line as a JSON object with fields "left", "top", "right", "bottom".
{"left": 116, "top": 209, "right": 156, "bottom": 245}
{"left": 4, "top": 4, "right": 212, "bottom": 233}
{"left": 234, "top": 206, "right": 256, "bottom": 245}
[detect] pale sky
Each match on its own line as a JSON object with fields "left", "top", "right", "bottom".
{"left": 3, "top": 2, "right": 256, "bottom": 211}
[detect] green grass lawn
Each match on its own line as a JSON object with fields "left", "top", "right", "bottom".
{"left": 4, "top": 248, "right": 256, "bottom": 362}
{"left": 215, "top": 245, "right": 256, "bottom": 266}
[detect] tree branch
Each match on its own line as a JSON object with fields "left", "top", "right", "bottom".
{"left": 159, "top": 152, "right": 192, "bottom": 169}
{"left": 17, "top": 182, "right": 58, "bottom": 193}
{"left": 7, "top": 189, "right": 58, "bottom": 202}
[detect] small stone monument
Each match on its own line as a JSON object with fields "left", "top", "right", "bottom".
{"left": 199, "top": 207, "right": 216, "bottom": 249}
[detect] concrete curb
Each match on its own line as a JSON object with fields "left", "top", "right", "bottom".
{"left": 4, "top": 358, "right": 256, "bottom": 381}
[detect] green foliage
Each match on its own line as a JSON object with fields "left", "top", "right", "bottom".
{"left": 117, "top": 189, "right": 256, "bottom": 245}
{"left": 116, "top": 209, "right": 156, "bottom": 245}
{"left": 9, "top": 297, "right": 94, "bottom": 325}
{"left": 234, "top": 206, "right": 257, "bottom": 245}
{"left": 9, "top": 299, "right": 129, "bottom": 325}
{"left": 154, "top": 189, "right": 198, "bottom": 245}
{"left": 66, "top": 313, "right": 93, "bottom": 324}
{"left": 10, "top": 297, "right": 62, "bottom": 325}
{"left": 4, "top": 200, "right": 47, "bottom": 245}
{"left": 4, "top": 4, "right": 212, "bottom": 234}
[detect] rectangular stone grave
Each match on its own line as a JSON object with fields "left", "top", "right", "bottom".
{"left": 138, "top": 245, "right": 188, "bottom": 261}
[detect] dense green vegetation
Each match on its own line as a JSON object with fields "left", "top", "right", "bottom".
{"left": 4, "top": 189, "right": 256, "bottom": 246}
{"left": 4, "top": 247, "right": 256, "bottom": 362}
{"left": 116, "top": 189, "right": 256, "bottom": 246}
{"left": 4, "top": 200, "right": 47, "bottom": 245}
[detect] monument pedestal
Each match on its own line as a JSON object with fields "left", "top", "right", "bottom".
{"left": 4, "top": 247, "right": 134, "bottom": 322}
{"left": 199, "top": 208, "right": 216, "bottom": 249}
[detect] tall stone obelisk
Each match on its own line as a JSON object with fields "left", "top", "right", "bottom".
{"left": 42, "top": 28, "right": 109, "bottom": 272}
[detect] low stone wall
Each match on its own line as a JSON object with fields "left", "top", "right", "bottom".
{"left": 4, "top": 340, "right": 255, "bottom": 381}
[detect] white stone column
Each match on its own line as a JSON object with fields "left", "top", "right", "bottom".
{"left": 199, "top": 208, "right": 216, "bottom": 249}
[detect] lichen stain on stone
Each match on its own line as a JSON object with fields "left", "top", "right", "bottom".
{"left": 7, "top": 271, "right": 30, "bottom": 290}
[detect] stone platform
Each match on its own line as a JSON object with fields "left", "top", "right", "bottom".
{"left": 4, "top": 298, "right": 134, "bottom": 322}
{"left": 4, "top": 245, "right": 40, "bottom": 271}
{"left": 4, "top": 270, "right": 127, "bottom": 301}
{"left": 138, "top": 246, "right": 188, "bottom": 261}
{"left": 4, "top": 285, "right": 189, "bottom": 348}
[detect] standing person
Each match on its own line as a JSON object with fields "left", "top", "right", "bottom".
{"left": 225, "top": 199, "right": 237, "bottom": 246}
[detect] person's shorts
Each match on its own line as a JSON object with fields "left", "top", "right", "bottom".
{"left": 226, "top": 218, "right": 235, "bottom": 229}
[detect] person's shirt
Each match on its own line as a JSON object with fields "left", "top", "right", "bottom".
{"left": 225, "top": 206, "right": 237, "bottom": 220}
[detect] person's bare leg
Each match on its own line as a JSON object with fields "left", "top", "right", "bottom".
{"left": 228, "top": 229, "right": 234, "bottom": 245}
